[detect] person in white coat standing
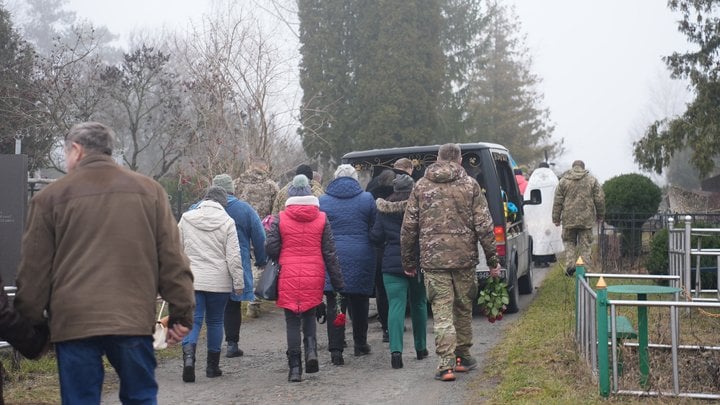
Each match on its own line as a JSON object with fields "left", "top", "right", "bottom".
{"left": 178, "top": 186, "right": 244, "bottom": 383}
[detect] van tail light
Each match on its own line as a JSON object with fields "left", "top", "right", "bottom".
{"left": 494, "top": 225, "right": 506, "bottom": 257}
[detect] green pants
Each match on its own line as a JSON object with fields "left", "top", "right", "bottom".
{"left": 382, "top": 273, "right": 428, "bottom": 354}
{"left": 424, "top": 269, "right": 477, "bottom": 370}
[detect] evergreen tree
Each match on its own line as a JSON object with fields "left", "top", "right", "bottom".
{"left": 353, "top": 0, "right": 444, "bottom": 151}
{"left": 0, "top": 5, "right": 53, "bottom": 172}
{"left": 298, "top": 1, "right": 358, "bottom": 165}
{"left": 463, "top": 1, "right": 559, "bottom": 165}
{"left": 634, "top": 0, "right": 720, "bottom": 178}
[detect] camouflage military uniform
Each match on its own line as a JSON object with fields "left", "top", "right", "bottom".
{"left": 235, "top": 167, "right": 279, "bottom": 316}
{"left": 235, "top": 167, "right": 279, "bottom": 219}
{"left": 400, "top": 160, "right": 498, "bottom": 372}
{"left": 272, "top": 179, "right": 324, "bottom": 215}
{"left": 552, "top": 165, "right": 605, "bottom": 269}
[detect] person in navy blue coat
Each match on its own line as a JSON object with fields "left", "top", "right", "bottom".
{"left": 320, "top": 164, "right": 377, "bottom": 364}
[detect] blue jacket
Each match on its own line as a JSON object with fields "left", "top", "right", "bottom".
{"left": 319, "top": 177, "right": 376, "bottom": 295}
{"left": 191, "top": 195, "right": 267, "bottom": 301}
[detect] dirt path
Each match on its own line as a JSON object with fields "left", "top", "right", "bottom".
{"left": 102, "top": 266, "right": 549, "bottom": 405}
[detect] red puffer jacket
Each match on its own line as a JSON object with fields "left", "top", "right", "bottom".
{"left": 276, "top": 205, "right": 327, "bottom": 313}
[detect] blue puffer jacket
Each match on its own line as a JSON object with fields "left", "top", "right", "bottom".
{"left": 320, "top": 177, "right": 377, "bottom": 295}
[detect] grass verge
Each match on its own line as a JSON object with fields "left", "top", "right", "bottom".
{"left": 475, "top": 264, "right": 708, "bottom": 405}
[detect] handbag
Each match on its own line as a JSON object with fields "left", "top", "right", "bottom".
{"left": 153, "top": 301, "right": 168, "bottom": 350}
{"left": 254, "top": 260, "right": 280, "bottom": 301}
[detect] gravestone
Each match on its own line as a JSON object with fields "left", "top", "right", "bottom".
{"left": 0, "top": 155, "right": 27, "bottom": 286}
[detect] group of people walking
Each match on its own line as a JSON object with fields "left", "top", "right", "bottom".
{"left": 8, "top": 120, "right": 607, "bottom": 403}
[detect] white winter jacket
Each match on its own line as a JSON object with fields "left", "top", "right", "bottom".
{"left": 178, "top": 200, "right": 244, "bottom": 293}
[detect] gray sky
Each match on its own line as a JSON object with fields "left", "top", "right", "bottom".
{"left": 61, "top": 0, "right": 692, "bottom": 183}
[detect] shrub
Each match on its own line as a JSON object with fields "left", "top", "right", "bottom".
{"left": 603, "top": 174, "right": 662, "bottom": 256}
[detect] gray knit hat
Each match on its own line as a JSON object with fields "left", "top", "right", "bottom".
{"left": 212, "top": 173, "right": 235, "bottom": 194}
{"left": 393, "top": 174, "right": 414, "bottom": 193}
{"left": 288, "top": 174, "right": 311, "bottom": 197}
{"left": 204, "top": 186, "right": 228, "bottom": 207}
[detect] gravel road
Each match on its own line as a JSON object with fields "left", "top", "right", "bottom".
{"left": 103, "top": 266, "right": 549, "bottom": 405}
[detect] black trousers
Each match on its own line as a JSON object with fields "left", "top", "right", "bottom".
{"left": 284, "top": 308, "right": 317, "bottom": 353}
{"left": 374, "top": 247, "right": 389, "bottom": 331}
{"left": 326, "top": 292, "right": 369, "bottom": 351}
{"left": 223, "top": 299, "right": 242, "bottom": 343}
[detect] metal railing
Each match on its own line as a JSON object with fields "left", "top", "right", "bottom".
{"left": 668, "top": 216, "right": 720, "bottom": 300}
{"left": 574, "top": 266, "right": 720, "bottom": 399}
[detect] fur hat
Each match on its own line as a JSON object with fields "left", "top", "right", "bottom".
{"left": 288, "top": 174, "right": 311, "bottom": 197}
{"left": 212, "top": 174, "right": 235, "bottom": 194}
{"left": 295, "top": 164, "right": 314, "bottom": 181}
{"left": 334, "top": 164, "right": 358, "bottom": 180}
{"left": 393, "top": 174, "right": 414, "bottom": 193}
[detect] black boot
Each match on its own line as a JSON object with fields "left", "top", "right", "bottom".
{"left": 182, "top": 343, "right": 196, "bottom": 383}
{"left": 331, "top": 350, "right": 344, "bottom": 366}
{"left": 206, "top": 351, "right": 222, "bottom": 378}
{"left": 304, "top": 336, "right": 319, "bottom": 373}
{"left": 287, "top": 351, "right": 302, "bottom": 382}
{"left": 225, "top": 341, "right": 243, "bottom": 358}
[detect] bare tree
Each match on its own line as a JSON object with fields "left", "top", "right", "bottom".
{"left": 173, "top": 1, "right": 303, "bottom": 185}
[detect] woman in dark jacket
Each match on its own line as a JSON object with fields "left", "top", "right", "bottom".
{"left": 265, "top": 175, "right": 344, "bottom": 382}
{"left": 369, "top": 174, "right": 428, "bottom": 369}
{"left": 319, "top": 164, "right": 377, "bottom": 365}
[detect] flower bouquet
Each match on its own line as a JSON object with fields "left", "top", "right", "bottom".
{"left": 477, "top": 276, "right": 509, "bottom": 323}
{"left": 333, "top": 293, "right": 346, "bottom": 327}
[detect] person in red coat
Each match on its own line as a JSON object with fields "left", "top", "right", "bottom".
{"left": 265, "top": 175, "right": 344, "bottom": 382}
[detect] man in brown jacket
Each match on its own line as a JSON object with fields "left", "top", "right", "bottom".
{"left": 15, "top": 122, "right": 195, "bottom": 404}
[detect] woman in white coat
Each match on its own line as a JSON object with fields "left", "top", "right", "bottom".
{"left": 178, "top": 186, "right": 244, "bottom": 383}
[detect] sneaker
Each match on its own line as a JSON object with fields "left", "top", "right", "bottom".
{"left": 382, "top": 330, "right": 389, "bottom": 343}
{"left": 391, "top": 352, "right": 403, "bottom": 369}
{"left": 434, "top": 368, "right": 456, "bottom": 381}
{"left": 454, "top": 356, "right": 477, "bottom": 372}
{"left": 331, "top": 351, "right": 344, "bottom": 366}
{"left": 354, "top": 344, "right": 371, "bottom": 357}
{"left": 416, "top": 349, "right": 429, "bottom": 360}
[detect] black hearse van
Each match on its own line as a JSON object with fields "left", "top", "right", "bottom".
{"left": 342, "top": 143, "right": 541, "bottom": 313}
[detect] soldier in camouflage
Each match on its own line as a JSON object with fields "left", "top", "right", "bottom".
{"left": 552, "top": 160, "right": 605, "bottom": 275}
{"left": 400, "top": 143, "right": 500, "bottom": 382}
{"left": 235, "top": 160, "right": 280, "bottom": 318}
{"left": 272, "top": 164, "right": 324, "bottom": 215}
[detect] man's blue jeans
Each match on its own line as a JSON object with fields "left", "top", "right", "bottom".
{"left": 183, "top": 290, "right": 229, "bottom": 352}
{"left": 55, "top": 335, "right": 157, "bottom": 405}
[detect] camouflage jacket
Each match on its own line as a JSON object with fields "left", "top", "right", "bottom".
{"left": 272, "top": 179, "right": 324, "bottom": 215}
{"left": 234, "top": 168, "right": 279, "bottom": 218}
{"left": 400, "top": 161, "right": 498, "bottom": 271}
{"left": 552, "top": 166, "right": 605, "bottom": 229}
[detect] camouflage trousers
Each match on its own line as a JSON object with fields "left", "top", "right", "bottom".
{"left": 562, "top": 227, "right": 594, "bottom": 269}
{"left": 424, "top": 268, "right": 477, "bottom": 370}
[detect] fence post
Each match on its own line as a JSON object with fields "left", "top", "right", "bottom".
{"left": 575, "top": 257, "right": 585, "bottom": 338}
{"left": 596, "top": 276, "right": 610, "bottom": 398}
{"left": 684, "top": 216, "right": 692, "bottom": 295}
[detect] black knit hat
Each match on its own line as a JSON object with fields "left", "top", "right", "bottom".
{"left": 295, "top": 164, "right": 313, "bottom": 181}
